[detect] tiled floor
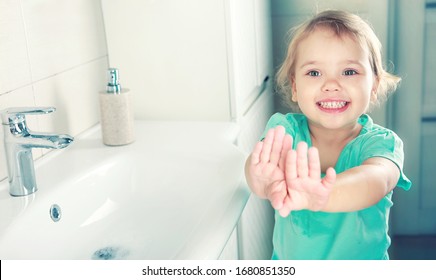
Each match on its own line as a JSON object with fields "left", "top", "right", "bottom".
{"left": 389, "top": 235, "right": 436, "bottom": 260}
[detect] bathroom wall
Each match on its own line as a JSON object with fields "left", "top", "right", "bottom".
{"left": 0, "top": 0, "right": 108, "bottom": 182}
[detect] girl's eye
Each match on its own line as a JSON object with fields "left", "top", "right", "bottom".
{"left": 343, "top": 69, "right": 357, "bottom": 76}
{"left": 307, "top": 70, "right": 321, "bottom": 77}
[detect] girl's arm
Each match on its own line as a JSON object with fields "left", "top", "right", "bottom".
{"left": 323, "top": 157, "right": 400, "bottom": 212}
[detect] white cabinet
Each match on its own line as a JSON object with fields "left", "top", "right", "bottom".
{"left": 255, "top": 0, "right": 274, "bottom": 86}
{"left": 218, "top": 228, "right": 239, "bottom": 260}
{"left": 227, "top": 0, "right": 257, "bottom": 117}
{"left": 227, "top": 0, "right": 274, "bottom": 120}
{"left": 236, "top": 88, "right": 275, "bottom": 260}
{"left": 226, "top": 0, "right": 276, "bottom": 260}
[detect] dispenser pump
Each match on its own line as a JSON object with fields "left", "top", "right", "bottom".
{"left": 106, "top": 68, "right": 122, "bottom": 94}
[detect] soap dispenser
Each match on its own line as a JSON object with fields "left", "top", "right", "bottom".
{"left": 99, "top": 68, "right": 135, "bottom": 146}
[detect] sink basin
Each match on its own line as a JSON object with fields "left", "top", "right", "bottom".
{"left": 0, "top": 121, "right": 249, "bottom": 259}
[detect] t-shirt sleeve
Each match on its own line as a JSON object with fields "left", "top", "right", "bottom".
{"left": 260, "top": 113, "right": 298, "bottom": 141}
{"left": 358, "top": 130, "right": 412, "bottom": 191}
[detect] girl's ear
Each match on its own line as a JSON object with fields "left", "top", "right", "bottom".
{"left": 371, "top": 77, "right": 380, "bottom": 102}
{"left": 291, "top": 77, "right": 298, "bottom": 102}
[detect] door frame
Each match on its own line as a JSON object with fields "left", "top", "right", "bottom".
{"left": 389, "top": 0, "right": 435, "bottom": 235}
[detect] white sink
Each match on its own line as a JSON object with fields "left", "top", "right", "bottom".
{"left": 0, "top": 121, "right": 249, "bottom": 259}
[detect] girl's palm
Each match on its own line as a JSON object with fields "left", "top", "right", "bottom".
{"left": 248, "top": 126, "right": 293, "bottom": 210}
{"left": 278, "top": 142, "right": 336, "bottom": 217}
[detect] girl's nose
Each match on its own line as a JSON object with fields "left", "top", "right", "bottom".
{"left": 322, "top": 78, "right": 341, "bottom": 92}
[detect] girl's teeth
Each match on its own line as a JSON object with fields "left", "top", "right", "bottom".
{"left": 318, "top": 101, "right": 347, "bottom": 109}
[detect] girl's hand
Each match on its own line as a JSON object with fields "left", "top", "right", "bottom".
{"left": 278, "top": 142, "right": 336, "bottom": 217}
{"left": 246, "top": 126, "right": 293, "bottom": 210}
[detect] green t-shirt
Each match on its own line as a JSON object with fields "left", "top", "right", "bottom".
{"left": 262, "top": 113, "right": 412, "bottom": 260}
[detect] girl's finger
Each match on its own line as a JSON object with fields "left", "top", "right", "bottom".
{"left": 322, "top": 167, "right": 336, "bottom": 189}
{"left": 308, "top": 146, "right": 321, "bottom": 179}
{"left": 296, "top": 142, "right": 309, "bottom": 178}
{"left": 269, "top": 126, "right": 286, "bottom": 165}
{"left": 260, "top": 128, "right": 275, "bottom": 163}
{"left": 250, "top": 141, "right": 264, "bottom": 165}
{"left": 279, "top": 134, "right": 293, "bottom": 170}
{"left": 285, "top": 149, "right": 298, "bottom": 181}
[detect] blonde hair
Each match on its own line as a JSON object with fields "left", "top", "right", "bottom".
{"left": 276, "top": 10, "right": 401, "bottom": 112}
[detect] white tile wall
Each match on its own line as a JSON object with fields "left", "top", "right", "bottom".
{"left": 22, "top": 0, "right": 107, "bottom": 82}
{"left": 0, "top": 0, "right": 32, "bottom": 94}
{"left": 33, "top": 58, "right": 107, "bottom": 137}
{"left": 101, "top": 0, "right": 232, "bottom": 121}
{"left": 0, "top": 0, "right": 108, "bottom": 182}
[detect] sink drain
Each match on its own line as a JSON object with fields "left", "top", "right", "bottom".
{"left": 49, "top": 204, "right": 61, "bottom": 222}
{"left": 92, "top": 246, "right": 129, "bottom": 260}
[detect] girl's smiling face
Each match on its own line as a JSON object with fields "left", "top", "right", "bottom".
{"left": 292, "top": 27, "right": 378, "bottom": 131}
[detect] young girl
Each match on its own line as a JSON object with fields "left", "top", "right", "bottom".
{"left": 245, "top": 10, "right": 411, "bottom": 260}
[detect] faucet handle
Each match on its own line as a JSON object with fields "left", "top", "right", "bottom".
{"left": 1, "top": 107, "right": 56, "bottom": 124}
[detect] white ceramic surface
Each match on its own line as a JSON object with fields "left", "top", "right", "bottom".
{"left": 0, "top": 121, "right": 249, "bottom": 259}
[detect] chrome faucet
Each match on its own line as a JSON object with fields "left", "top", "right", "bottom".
{"left": 0, "top": 107, "right": 74, "bottom": 196}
